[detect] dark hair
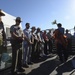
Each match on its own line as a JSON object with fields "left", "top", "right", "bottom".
{"left": 57, "top": 23, "right": 62, "bottom": 27}
{"left": 37, "top": 27, "right": 40, "bottom": 30}
{"left": 25, "top": 23, "right": 30, "bottom": 26}
{"left": 66, "top": 29, "right": 69, "bottom": 32}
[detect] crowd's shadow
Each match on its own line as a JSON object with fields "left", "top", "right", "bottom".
{"left": 56, "top": 60, "right": 73, "bottom": 75}
{"left": 1, "top": 55, "right": 74, "bottom": 75}
{"left": 27, "top": 56, "right": 74, "bottom": 75}
{"left": 56, "top": 56, "right": 75, "bottom": 75}
{"left": 27, "top": 57, "right": 59, "bottom": 75}
{"left": 0, "top": 54, "right": 56, "bottom": 75}
{"left": 33, "top": 54, "right": 56, "bottom": 63}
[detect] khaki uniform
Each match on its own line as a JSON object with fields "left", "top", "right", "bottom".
{"left": 0, "top": 22, "right": 6, "bottom": 54}
{"left": 10, "top": 25, "right": 23, "bottom": 73}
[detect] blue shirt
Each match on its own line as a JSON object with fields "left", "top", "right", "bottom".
{"left": 58, "top": 27, "right": 64, "bottom": 34}
{"left": 23, "top": 28, "right": 31, "bottom": 45}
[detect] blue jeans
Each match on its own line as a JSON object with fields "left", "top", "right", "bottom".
{"left": 23, "top": 43, "right": 31, "bottom": 64}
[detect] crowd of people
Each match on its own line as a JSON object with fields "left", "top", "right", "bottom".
{"left": 0, "top": 10, "right": 73, "bottom": 75}
{"left": 10, "top": 17, "right": 72, "bottom": 75}
{"left": 10, "top": 17, "right": 54, "bottom": 75}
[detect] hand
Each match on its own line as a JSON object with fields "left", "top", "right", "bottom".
{"left": 46, "top": 39, "right": 49, "bottom": 41}
{"left": 22, "top": 37, "right": 24, "bottom": 40}
{"left": 29, "top": 41, "right": 33, "bottom": 44}
{"left": 17, "top": 37, "right": 23, "bottom": 42}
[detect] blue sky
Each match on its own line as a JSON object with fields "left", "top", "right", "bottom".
{"left": 0, "top": 0, "right": 75, "bottom": 31}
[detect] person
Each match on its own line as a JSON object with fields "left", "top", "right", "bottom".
{"left": 0, "top": 9, "right": 6, "bottom": 54}
{"left": 53, "top": 29, "right": 68, "bottom": 63}
{"left": 57, "top": 23, "right": 65, "bottom": 34}
{"left": 23, "top": 23, "right": 33, "bottom": 68}
{"left": 35, "top": 28, "right": 42, "bottom": 60}
{"left": 74, "top": 32, "right": 75, "bottom": 37}
{"left": 39, "top": 31, "right": 45, "bottom": 57}
{"left": 10, "top": 17, "right": 25, "bottom": 75}
{"left": 42, "top": 30, "right": 49, "bottom": 55}
{"left": 65, "top": 29, "right": 72, "bottom": 54}
{"left": 30, "top": 26, "right": 37, "bottom": 62}
{"left": 47, "top": 30, "right": 53, "bottom": 53}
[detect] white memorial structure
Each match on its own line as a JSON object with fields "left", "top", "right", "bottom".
{"left": 1, "top": 10, "right": 22, "bottom": 46}
{"left": 1, "top": 10, "right": 22, "bottom": 38}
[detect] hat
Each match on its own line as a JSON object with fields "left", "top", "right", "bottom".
{"left": 15, "top": 17, "right": 22, "bottom": 22}
{"left": 31, "top": 26, "right": 36, "bottom": 30}
{"left": 0, "top": 9, "right": 5, "bottom": 16}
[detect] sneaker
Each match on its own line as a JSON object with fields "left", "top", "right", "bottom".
{"left": 11, "top": 71, "right": 17, "bottom": 75}
{"left": 17, "top": 68, "right": 25, "bottom": 72}
{"left": 28, "top": 62, "right": 33, "bottom": 65}
{"left": 23, "top": 64, "right": 29, "bottom": 68}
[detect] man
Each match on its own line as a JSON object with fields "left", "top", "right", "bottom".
{"left": 65, "top": 29, "right": 72, "bottom": 54}
{"left": 43, "top": 30, "right": 49, "bottom": 55}
{"left": 10, "top": 17, "right": 25, "bottom": 74}
{"left": 55, "top": 24, "right": 68, "bottom": 62}
{"left": 35, "top": 28, "right": 42, "bottom": 59}
{"left": 23, "top": 23, "right": 33, "bottom": 68}
{"left": 0, "top": 9, "right": 6, "bottom": 54}
{"left": 47, "top": 30, "right": 53, "bottom": 53}
{"left": 57, "top": 23, "right": 65, "bottom": 34}
{"left": 30, "top": 26, "right": 36, "bottom": 61}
